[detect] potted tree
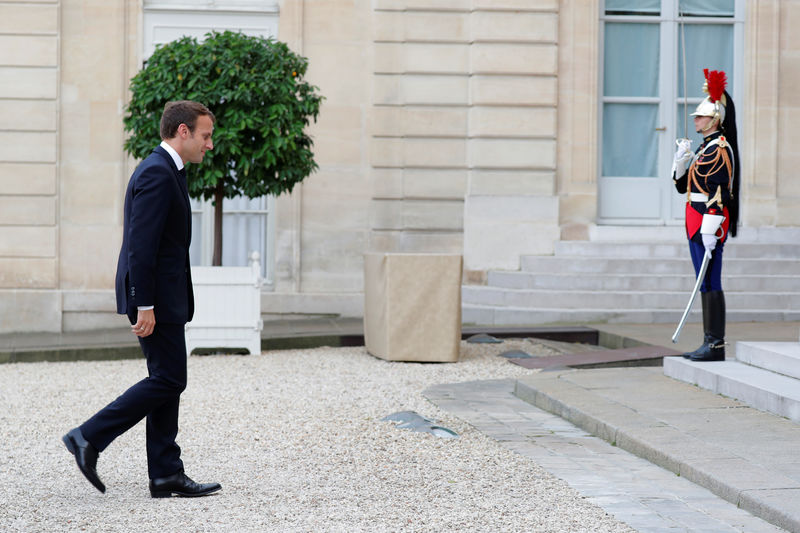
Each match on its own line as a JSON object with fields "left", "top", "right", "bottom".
{"left": 123, "top": 30, "right": 323, "bottom": 354}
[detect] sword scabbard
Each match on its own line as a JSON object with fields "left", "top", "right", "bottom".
{"left": 672, "top": 249, "right": 712, "bottom": 343}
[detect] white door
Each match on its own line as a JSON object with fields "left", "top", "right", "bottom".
{"left": 598, "top": 0, "right": 743, "bottom": 225}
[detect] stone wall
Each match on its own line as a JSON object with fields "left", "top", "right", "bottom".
{"left": 744, "top": 0, "right": 800, "bottom": 227}
{"left": 59, "top": 0, "right": 139, "bottom": 331}
{"left": 268, "top": 0, "right": 372, "bottom": 319}
{"left": 3, "top": 0, "right": 800, "bottom": 333}
{"left": 0, "top": 0, "right": 138, "bottom": 334}
{"left": 0, "top": 0, "right": 61, "bottom": 333}
{"left": 368, "top": 0, "right": 561, "bottom": 274}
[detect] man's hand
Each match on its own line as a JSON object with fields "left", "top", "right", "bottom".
{"left": 132, "top": 308, "right": 155, "bottom": 337}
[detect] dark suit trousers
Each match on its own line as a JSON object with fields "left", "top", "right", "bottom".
{"left": 80, "top": 323, "right": 187, "bottom": 479}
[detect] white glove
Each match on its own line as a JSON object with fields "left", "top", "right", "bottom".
{"left": 700, "top": 213, "right": 724, "bottom": 255}
{"left": 675, "top": 138, "right": 692, "bottom": 160}
{"left": 702, "top": 233, "right": 717, "bottom": 255}
{"left": 671, "top": 138, "right": 693, "bottom": 177}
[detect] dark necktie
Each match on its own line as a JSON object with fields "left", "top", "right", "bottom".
{"left": 178, "top": 167, "right": 191, "bottom": 241}
{"left": 178, "top": 167, "right": 188, "bottom": 195}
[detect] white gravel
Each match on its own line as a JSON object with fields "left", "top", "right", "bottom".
{"left": 0, "top": 340, "right": 634, "bottom": 532}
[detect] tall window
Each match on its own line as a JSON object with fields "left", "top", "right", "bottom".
{"left": 189, "top": 196, "right": 275, "bottom": 282}
{"left": 599, "top": 0, "right": 743, "bottom": 224}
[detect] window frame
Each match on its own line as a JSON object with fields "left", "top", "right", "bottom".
{"left": 597, "top": 0, "right": 745, "bottom": 225}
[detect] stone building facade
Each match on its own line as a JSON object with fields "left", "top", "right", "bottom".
{"left": 0, "top": 0, "right": 797, "bottom": 334}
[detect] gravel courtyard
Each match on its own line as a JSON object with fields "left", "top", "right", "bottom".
{"left": 0, "top": 340, "right": 634, "bottom": 532}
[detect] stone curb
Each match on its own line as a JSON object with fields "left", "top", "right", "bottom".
{"left": 0, "top": 345, "right": 143, "bottom": 364}
{"left": 514, "top": 372, "right": 800, "bottom": 533}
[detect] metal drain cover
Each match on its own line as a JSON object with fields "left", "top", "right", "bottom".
{"left": 382, "top": 411, "right": 458, "bottom": 439}
{"left": 498, "top": 350, "right": 533, "bottom": 359}
{"left": 465, "top": 333, "right": 503, "bottom": 344}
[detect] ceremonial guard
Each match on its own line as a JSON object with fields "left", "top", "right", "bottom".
{"left": 672, "top": 69, "right": 740, "bottom": 362}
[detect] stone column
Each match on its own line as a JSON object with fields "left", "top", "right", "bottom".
{"left": 463, "top": 1, "right": 560, "bottom": 277}
{"left": 556, "top": 0, "right": 599, "bottom": 242}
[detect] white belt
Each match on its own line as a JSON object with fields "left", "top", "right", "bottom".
{"left": 690, "top": 193, "right": 708, "bottom": 202}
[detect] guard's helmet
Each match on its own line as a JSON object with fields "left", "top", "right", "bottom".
{"left": 691, "top": 69, "right": 727, "bottom": 125}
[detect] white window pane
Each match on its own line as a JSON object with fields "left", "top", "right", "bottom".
{"left": 226, "top": 195, "right": 265, "bottom": 212}
{"left": 605, "top": 0, "right": 660, "bottom": 16}
{"left": 189, "top": 196, "right": 271, "bottom": 278}
{"left": 679, "top": 0, "right": 734, "bottom": 17}
{"left": 222, "top": 196, "right": 269, "bottom": 277}
{"left": 604, "top": 23, "right": 660, "bottom": 97}
{"left": 678, "top": 24, "right": 734, "bottom": 98}
{"left": 222, "top": 213, "right": 265, "bottom": 266}
{"left": 602, "top": 103, "right": 658, "bottom": 177}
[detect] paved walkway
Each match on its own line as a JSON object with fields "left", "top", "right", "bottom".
{"left": 516, "top": 366, "right": 800, "bottom": 532}
{"left": 425, "top": 378, "right": 787, "bottom": 533}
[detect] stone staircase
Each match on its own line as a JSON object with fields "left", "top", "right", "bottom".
{"left": 463, "top": 226, "right": 800, "bottom": 326}
{"left": 664, "top": 341, "right": 800, "bottom": 423}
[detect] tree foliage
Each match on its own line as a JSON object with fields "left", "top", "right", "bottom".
{"left": 123, "top": 31, "right": 322, "bottom": 264}
{"left": 125, "top": 30, "right": 322, "bottom": 200}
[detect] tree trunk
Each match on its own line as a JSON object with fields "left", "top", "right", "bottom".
{"left": 212, "top": 183, "right": 224, "bottom": 266}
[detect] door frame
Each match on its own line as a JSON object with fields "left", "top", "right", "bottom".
{"left": 597, "top": 0, "right": 745, "bottom": 226}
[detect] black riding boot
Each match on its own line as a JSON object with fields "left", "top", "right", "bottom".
{"left": 690, "top": 290, "right": 726, "bottom": 362}
{"left": 682, "top": 290, "right": 713, "bottom": 359}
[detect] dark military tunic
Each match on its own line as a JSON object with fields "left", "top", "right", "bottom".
{"left": 673, "top": 131, "right": 734, "bottom": 245}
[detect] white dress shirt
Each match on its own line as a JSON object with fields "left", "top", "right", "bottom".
{"left": 159, "top": 140, "right": 185, "bottom": 171}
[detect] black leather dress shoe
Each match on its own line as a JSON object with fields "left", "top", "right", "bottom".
{"left": 149, "top": 471, "right": 221, "bottom": 498}
{"left": 62, "top": 427, "right": 105, "bottom": 493}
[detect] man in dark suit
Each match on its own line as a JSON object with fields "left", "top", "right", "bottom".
{"left": 63, "top": 100, "right": 221, "bottom": 498}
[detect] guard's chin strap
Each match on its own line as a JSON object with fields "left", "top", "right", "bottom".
{"left": 701, "top": 116, "right": 720, "bottom": 133}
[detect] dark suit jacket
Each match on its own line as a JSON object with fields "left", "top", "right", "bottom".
{"left": 115, "top": 145, "right": 194, "bottom": 325}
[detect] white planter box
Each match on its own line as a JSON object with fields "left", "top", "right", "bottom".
{"left": 185, "top": 252, "right": 263, "bottom": 356}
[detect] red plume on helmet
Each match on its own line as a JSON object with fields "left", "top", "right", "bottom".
{"left": 703, "top": 68, "right": 727, "bottom": 104}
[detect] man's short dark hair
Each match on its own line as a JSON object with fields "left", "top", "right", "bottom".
{"left": 160, "top": 100, "right": 216, "bottom": 140}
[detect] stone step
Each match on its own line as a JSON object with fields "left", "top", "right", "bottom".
{"left": 462, "top": 286, "right": 800, "bottom": 310}
{"left": 463, "top": 304, "right": 798, "bottom": 326}
{"left": 520, "top": 256, "right": 799, "bottom": 276}
{"left": 588, "top": 225, "right": 686, "bottom": 242}
{"left": 471, "top": 230, "right": 800, "bottom": 327}
{"left": 554, "top": 241, "right": 800, "bottom": 259}
{"left": 486, "top": 271, "right": 800, "bottom": 292}
{"left": 663, "top": 356, "right": 800, "bottom": 424}
{"left": 513, "top": 364, "right": 800, "bottom": 532}
{"left": 736, "top": 341, "right": 800, "bottom": 380}
{"left": 463, "top": 305, "right": 683, "bottom": 326}
{"left": 589, "top": 224, "right": 800, "bottom": 243}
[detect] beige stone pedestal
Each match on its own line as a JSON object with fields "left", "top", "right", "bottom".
{"left": 364, "top": 253, "right": 462, "bottom": 362}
